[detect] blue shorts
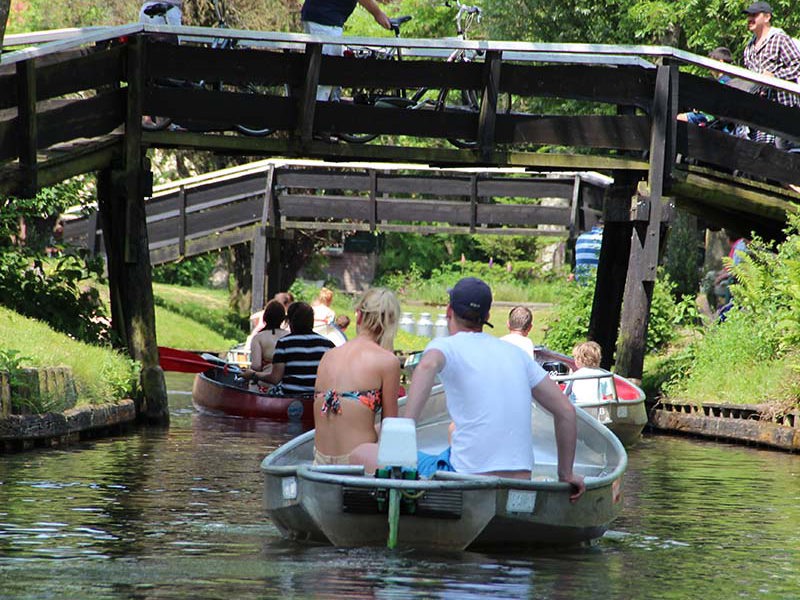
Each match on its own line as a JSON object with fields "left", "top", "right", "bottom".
{"left": 417, "top": 447, "right": 455, "bottom": 478}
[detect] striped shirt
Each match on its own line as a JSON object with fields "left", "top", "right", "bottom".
{"left": 272, "top": 333, "right": 335, "bottom": 396}
{"left": 574, "top": 225, "right": 604, "bottom": 283}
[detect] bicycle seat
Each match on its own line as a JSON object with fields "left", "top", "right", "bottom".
{"left": 390, "top": 15, "right": 413, "bottom": 29}
{"left": 143, "top": 2, "right": 171, "bottom": 17}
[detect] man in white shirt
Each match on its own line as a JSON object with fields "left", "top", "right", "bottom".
{"left": 499, "top": 305, "right": 535, "bottom": 359}
{"left": 404, "top": 277, "right": 585, "bottom": 502}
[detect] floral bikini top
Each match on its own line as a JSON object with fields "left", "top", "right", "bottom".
{"left": 316, "top": 389, "right": 383, "bottom": 415}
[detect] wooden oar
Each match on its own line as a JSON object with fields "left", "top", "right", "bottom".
{"left": 158, "top": 346, "right": 216, "bottom": 373}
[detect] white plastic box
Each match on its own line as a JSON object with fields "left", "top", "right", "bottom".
{"left": 377, "top": 417, "right": 418, "bottom": 468}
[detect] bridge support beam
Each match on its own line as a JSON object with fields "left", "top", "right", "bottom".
{"left": 615, "top": 62, "right": 678, "bottom": 381}
{"left": 97, "top": 35, "right": 168, "bottom": 424}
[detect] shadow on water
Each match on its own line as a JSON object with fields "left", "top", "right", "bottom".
{"left": 0, "top": 373, "right": 798, "bottom": 598}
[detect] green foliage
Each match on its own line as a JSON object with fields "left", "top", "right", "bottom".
{"left": 657, "top": 216, "right": 800, "bottom": 406}
{"left": 0, "top": 306, "right": 139, "bottom": 405}
{"left": 378, "top": 233, "right": 477, "bottom": 279}
{"left": 0, "top": 348, "right": 30, "bottom": 389}
{"left": 542, "top": 274, "right": 596, "bottom": 354}
{"left": 543, "top": 270, "right": 694, "bottom": 355}
{"left": 153, "top": 292, "right": 246, "bottom": 341}
{"left": 378, "top": 259, "right": 564, "bottom": 304}
{"left": 153, "top": 253, "right": 219, "bottom": 287}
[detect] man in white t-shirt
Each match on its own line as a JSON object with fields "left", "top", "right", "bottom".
{"left": 499, "top": 305, "right": 535, "bottom": 359}
{"left": 404, "top": 277, "right": 585, "bottom": 502}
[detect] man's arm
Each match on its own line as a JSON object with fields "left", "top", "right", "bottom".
{"left": 531, "top": 376, "right": 586, "bottom": 502}
{"left": 403, "top": 350, "right": 445, "bottom": 421}
{"left": 358, "top": 0, "right": 391, "bottom": 29}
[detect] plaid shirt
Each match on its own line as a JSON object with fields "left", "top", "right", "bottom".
{"left": 743, "top": 27, "right": 800, "bottom": 107}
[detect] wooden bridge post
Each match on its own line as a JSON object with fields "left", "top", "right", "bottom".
{"left": 16, "top": 59, "right": 38, "bottom": 198}
{"left": 588, "top": 171, "right": 637, "bottom": 370}
{"left": 478, "top": 50, "right": 502, "bottom": 161}
{"left": 98, "top": 35, "right": 168, "bottom": 424}
{"left": 295, "top": 42, "right": 323, "bottom": 147}
{"left": 251, "top": 165, "right": 277, "bottom": 314}
{"left": 615, "top": 61, "right": 678, "bottom": 380}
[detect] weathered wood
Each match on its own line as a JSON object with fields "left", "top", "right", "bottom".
{"left": 478, "top": 50, "right": 501, "bottom": 161}
{"left": 296, "top": 42, "right": 322, "bottom": 145}
{"left": 589, "top": 173, "right": 637, "bottom": 369}
{"left": 615, "top": 64, "right": 676, "bottom": 380}
{"left": 16, "top": 59, "right": 37, "bottom": 197}
{"left": 679, "top": 70, "right": 800, "bottom": 142}
{"left": 37, "top": 90, "right": 125, "bottom": 149}
{"left": 500, "top": 64, "right": 655, "bottom": 108}
{"left": 281, "top": 220, "right": 566, "bottom": 236}
{"left": 496, "top": 114, "right": 650, "bottom": 150}
{"left": 266, "top": 164, "right": 283, "bottom": 300}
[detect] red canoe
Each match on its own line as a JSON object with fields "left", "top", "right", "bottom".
{"left": 192, "top": 368, "right": 315, "bottom": 424}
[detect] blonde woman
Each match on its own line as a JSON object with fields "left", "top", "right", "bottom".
{"left": 313, "top": 288, "right": 402, "bottom": 473}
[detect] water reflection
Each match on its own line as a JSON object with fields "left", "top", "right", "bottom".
{"left": 0, "top": 373, "right": 798, "bottom": 598}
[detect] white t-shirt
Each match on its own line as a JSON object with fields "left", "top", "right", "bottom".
{"left": 499, "top": 332, "right": 535, "bottom": 359}
{"left": 424, "top": 332, "right": 547, "bottom": 474}
{"left": 569, "top": 367, "right": 613, "bottom": 405}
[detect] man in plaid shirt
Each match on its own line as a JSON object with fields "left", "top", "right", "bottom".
{"left": 742, "top": 1, "right": 800, "bottom": 146}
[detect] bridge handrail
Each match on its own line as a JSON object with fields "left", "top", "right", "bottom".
{"left": 5, "top": 23, "right": 800, "bottom": 97}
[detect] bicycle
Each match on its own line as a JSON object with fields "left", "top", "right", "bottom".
{"left": 338, "top": 0, "right": 486, "bottom": 149}
{"left": 141, "top": 0, "right": 277, "bottom": 136}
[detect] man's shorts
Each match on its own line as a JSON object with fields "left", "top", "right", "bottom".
{"left": 416, "top": 447, "right": 455, "bottom": 478}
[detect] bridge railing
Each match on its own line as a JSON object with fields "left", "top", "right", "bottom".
{"left": 3, "top": 25, "right": 800, "bottom": 199}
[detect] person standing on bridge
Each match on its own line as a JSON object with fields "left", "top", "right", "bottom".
{"left": 742, "top": 1, "right": 800, "bottom": 147}
{"left": 301, "top": 0, "right": 392, "bottom": 101}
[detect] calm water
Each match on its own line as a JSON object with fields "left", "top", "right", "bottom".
{"left": 0, "top": 372, "right": 798, "bottom": 599}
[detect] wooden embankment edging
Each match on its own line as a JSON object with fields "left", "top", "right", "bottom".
{"left": 649, "top": 400, "right": 800, "bottom": 452}
{"left": 0, "top": 399, "right": 137, "bottom": 452}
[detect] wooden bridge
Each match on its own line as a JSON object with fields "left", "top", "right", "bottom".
{"left": 3, "top": 24, "right": 800, "bottom": 420}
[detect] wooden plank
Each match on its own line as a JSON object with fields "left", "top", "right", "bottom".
{"left": 685, "top": 125, "right": 800, "bottom": 187}
{"left": 500, "top": 64, "right": 655, "bottom": 109}
{"left": 477, "top": 203, "right": 571, "bottom": 226}
{"left": 679, "top": 71, "right": 800, "bottom": 142}
{"left": 139, "top": 127, "right": 650, "bottom": 171}
{"left": 276, "top": 170, "right": 371, "bottom": 191}
{"left": 495, "top": 114, "right": 650, "bottom": 150}
{"left": 478, "top": 50, "right": 501, "bottom": 161}
{"left": 476, "top": 178, "right": 575, "bottom": 198}
{"left": 142, "top": 85, "right": 295, "bottom": 133}
{"left": 177, "top": 185, "right": 186, "bottom": 256}
{"left": 146, "top": 41, "right": 304, "bottom": 87}
{"left": 322, "top": 53, "right": 483, "bottom": 90}
{"left": 150, "top": 225, "right": 260, "bottom": 264}
{"left": 36, "top": 44, "right": 125, "bottom": 102}
{"left": 0, "top": 114, "right": 18, "bottom": 161}
{"left": 37, "top": 90, "right": 125, "bottom": 149}
{"left": 281, "top": 220, "right": 566, "bottom": 236}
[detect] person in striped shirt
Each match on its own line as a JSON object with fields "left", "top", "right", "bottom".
{"left": 262, "top": 302, "right": 335, "bottom": 397}
{"left": 574, "top": 223, "right": 604, "bottom": 284}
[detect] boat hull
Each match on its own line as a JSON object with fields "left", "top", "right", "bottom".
{"left": 192, "top": 369, "right": 314, "bottom": 423}
{"left": 535, "top": 347, "right": 648, "bottom": 447}
{"left": 261, "top": 385, "right": 627, "bottom": 550}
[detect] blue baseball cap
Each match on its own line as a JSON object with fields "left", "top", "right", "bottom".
{"left": 448, "top": 277, "right": 493, "bottom": 327}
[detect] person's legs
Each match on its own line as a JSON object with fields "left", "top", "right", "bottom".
{"left": 302, "top": 21, "right": 344, "bottom": 102}
{"left": 349, "top": 442, "right": 379, "bottom": 474}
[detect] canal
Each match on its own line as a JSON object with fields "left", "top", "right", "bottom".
{"left": 0, "top": 372, "right": 798, "bottom": 599}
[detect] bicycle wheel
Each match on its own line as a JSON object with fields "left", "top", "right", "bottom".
{"left": 226, "top": 82, "right": 288, "bottom": 137}
{"left": 436, "top": 88, "right": 480, "bottom": 149}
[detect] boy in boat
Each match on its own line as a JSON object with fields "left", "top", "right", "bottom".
{"left": 404, "top": 277, "right": 585, "bottom": 502}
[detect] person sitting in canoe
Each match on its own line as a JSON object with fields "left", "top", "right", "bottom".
{"left": 258, "top": 302, "right": 335, "bottom": 396}
{"left": 404, "top": 277, "right": 585, "bottom": 502}
{"left": 312, "top": 288, "right": 402, "bottom": 471}
{"left": 242, "top": 299, "right": 289, "bottom": 383}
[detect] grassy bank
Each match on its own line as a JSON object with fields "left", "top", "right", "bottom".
{"left": 0, "top": 306, "right": 138, "bottom": 407}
